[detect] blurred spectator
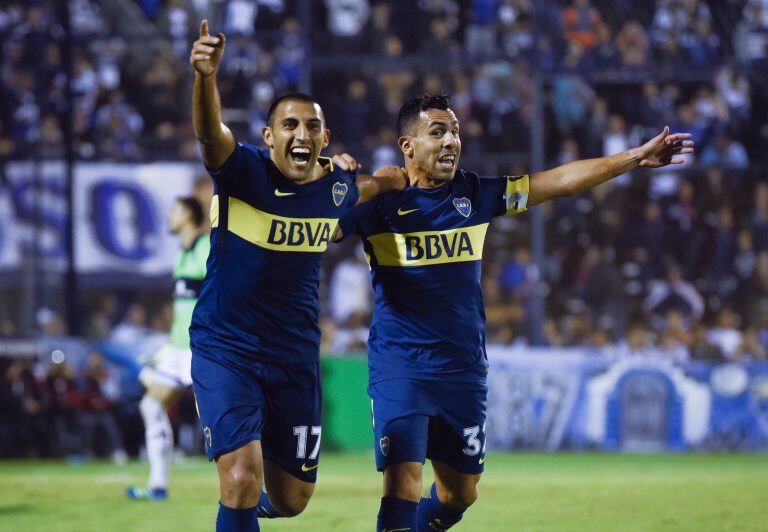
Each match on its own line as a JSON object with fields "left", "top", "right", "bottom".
{"left": 611, "top": 321, "right": 655, "bottom": 358}
{"left": 689, "top": 322, "right": 725, "bottom": 361}
{"left": 602, "top": 115, "right": 638, "bottom": 186}
{"left": 500, "top": 246, "right": 534, "bottom": 299}
{"left": 644, "top": 263, "right": 705, "bottom": 321}
{"left": 656, "top": 310, "right": 691, "bottom": 364}
{"left": 700, "top": 134, "right": 749, "bottom": 168}
{"left": 44, "top": 361, "right": 83, "bottom": 455}
{"left": 498, "top": 0, "right": 535, "bottom": 59}
{"left": 552, "top": 74, "right": 594, "bottom": 134}
{"left": 80, "top": 353, "right": 127, "bottom": 462}
{"left": 616, "top": 21, "right": 650, "bottom": 67}
{"left": 715, "top": 66, "right": 751, "bottom": 127}
{"left": 734, "top": 326, "right": 768, "bottom": 361}
{"left": 110, "top": 304, "right": 150, "bottom": 345}
{"left": 578, "top": 246, "right": 625, "bottom": 336}
{"left": 0, "top": 360, "right": 50, "bottom": 457}
{"left": 708, "top": 308, "right": 743, "bottom": 360}
{"left": 225, "top": 0, "right": 258, "bottom": 36}
{"left": 734, "top": 1, "right": 768, "bottom": 64}
{"left": 465, "top": 0, "right": 498, "bottom": 56}
{"left": 563, "top": 0, "right": 602, "bottom": 50}
{"left": 329, "top": 245, "right": 372, "bottom": 325}
{"left": 683, "top": 18, "right": 720, "bottom": 66}
{"left": 325, "top": 0, "right": 370, "bottom": 40}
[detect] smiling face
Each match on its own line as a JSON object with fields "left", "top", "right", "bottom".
{"left": 399, "top": 107, "right": 461, "bottom": 185}
{"left": 263, "top": 99, "right": 330, "bottom": 182}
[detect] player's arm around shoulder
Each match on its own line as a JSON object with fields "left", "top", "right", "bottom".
{"left": 321, "top": 154, "right": 407, "bottom": 206}
{"left": 326, "top": 157, "right": 404, "bottom": 242}
{"left": 354, "top": 165, "right": 408, "bottom": 205}
{"left": 191, "top": 19, "right": 235, "bottom": 170}
{"left": 527, "top": 127, "right": 694, "bottom": 207}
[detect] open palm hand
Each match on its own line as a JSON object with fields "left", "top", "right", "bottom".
{"left": 637, "top": 127, "right": 695, "bottom": 168}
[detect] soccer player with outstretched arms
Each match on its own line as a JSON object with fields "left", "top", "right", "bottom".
{"left": 337, "top": 94, "right": 694, "bottom": 531}
{"left": 188, "top": 20, "right": 405, "bottom": 532}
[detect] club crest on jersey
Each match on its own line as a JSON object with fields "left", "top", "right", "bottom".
{"left": 332, "top": 182, "right": 348, "bottom": 207}
{"left": 453, "top": 197, "right": 471, "bottom": 217}
{"left": 203, "top": 426, "right": 212, "bottom": 447}
{"left": 379, "top": 436, "right": 390, "bottom": 456}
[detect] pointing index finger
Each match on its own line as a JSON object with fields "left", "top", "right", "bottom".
{"left": 200, "top": 19, "right": 209, "bottom": 37}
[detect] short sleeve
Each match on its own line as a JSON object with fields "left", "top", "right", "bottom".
{"left": 337, "top": 198, "right": 377, "bottom": 241}
{"left": 486, "top": 174, "right": 529, "bottom": 218}
{"left": 205, "top": 141, "right": 267, "bottom": 190}
{"left": 343, "top": 172, "right": 361, "bottom": 208}
{"left": 205, "top": 141, "right": 244, "bottom": 181}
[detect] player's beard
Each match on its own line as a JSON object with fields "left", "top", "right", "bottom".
{"left": 422, "top": 160, "right": 454, "bottom": 186}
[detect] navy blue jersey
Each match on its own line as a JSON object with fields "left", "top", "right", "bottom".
{"left": 338, "top": 170, "right": 529, "bottom": 384}
{"left": 190, "top": 141, "right": 360, "bottom": 364}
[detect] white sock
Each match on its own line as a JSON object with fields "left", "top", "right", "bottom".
{"left": 140, "top": 395, "right": 173, "bottom": 490}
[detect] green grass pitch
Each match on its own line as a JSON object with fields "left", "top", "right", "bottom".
{"left": 0, "top": 452, "right": 766, "bottom": 531}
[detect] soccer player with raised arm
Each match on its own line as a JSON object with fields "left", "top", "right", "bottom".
{"left": 126, "top": 197, "right": 209, "bottom": 501}
{"left": 336, "top": 95, "right": 694, "bottom": 531}
{"left": 188, "top": 20, "right": 405, "bottom": 532}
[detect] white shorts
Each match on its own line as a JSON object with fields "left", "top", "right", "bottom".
{"left": 139, "top": 344, "right": 193, "bottom": 389}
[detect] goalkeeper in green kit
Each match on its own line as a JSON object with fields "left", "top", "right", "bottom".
{"left": 127, "top": 197, "right": 210, "bottom": 501}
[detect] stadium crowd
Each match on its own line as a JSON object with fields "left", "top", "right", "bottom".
{"left": 1, "top": 0, "right": 768, "bottom": 456}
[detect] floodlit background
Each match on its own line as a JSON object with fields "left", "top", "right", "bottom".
{"left": 1, "top": 0, "right": 767, "bottom": 530}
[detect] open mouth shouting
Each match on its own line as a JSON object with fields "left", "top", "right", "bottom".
{"left": 437, "top": 152, "right": 456, "bottom": 171}
{"left": 288, "top": 145, "right": 313, "bottom": 169}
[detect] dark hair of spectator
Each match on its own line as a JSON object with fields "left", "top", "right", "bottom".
{"left": 177, "top": 197, "right": 205, "bottom": 227}
{"left": 397, "top": 94, "right": 452, "bottom": 136}
{"left": 267, "top": 93, "right": 319, "bottom": 126}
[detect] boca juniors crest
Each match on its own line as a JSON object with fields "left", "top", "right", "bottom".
{"left": 453, "top": 197, "right": 471, "bottom": 217}
{"left": 332, "top": 182, "right": 348, "bottom": 207}
{"left": 379, "top": 436, "right": 390, "bottom": 456}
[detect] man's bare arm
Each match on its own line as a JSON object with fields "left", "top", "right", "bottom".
{"left": 528, "top": 127, "right": 694, "bottom": 207}
{"left": 330, "top": 165, "right": 408, "bottom": 241}
{"left": 355, "top": 166, "right": 408, "bottom": 205}
{"left": 190, "top": 20, "right": 235, "bottom": 169}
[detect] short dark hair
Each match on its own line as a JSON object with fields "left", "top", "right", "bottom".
{"left": 177, "top": 196, "right": 204, "bottom": 227}
{"left": 396, "top": 94, "right": 452, "bottom": 136}
{"left": 267, "top": 93, "right": 319, "bottom": 126}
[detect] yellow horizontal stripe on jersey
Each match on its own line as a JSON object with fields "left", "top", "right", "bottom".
{"left": 210, "top": 194, "right": 220, "bottom": 227}
{"left": 367, "top": 223, "right": 489, "bottom": 267}
{"left": 505, "top": 174, "right": 530, "bottom": 215}
{"left": 210, "top": 195, "right": 337, "bottom": 253}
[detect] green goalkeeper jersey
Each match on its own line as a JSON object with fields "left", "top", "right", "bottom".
{"left": 171, "top": 233, "right": 210, "bottom": 349}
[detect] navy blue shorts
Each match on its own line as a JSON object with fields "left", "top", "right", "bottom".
{"left": 191, "top": 350, "right": 322, "bottom": 483}
{"left": 369, "top": 378, "right": 487, "bottom": 475}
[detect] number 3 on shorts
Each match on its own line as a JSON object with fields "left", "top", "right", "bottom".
{"left": 462, "top": 423, "right": 486, "bottom": 456}
{"left": 293, "top": 425, "right": 322, "bottom": 459}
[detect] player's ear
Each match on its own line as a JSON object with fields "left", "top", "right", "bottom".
{"left": 262, "top": 126, "right": 274, "bottom": 149}
{"left": 323, "top": 128, "right": 330, "bottom": 149}
{"left": 398, "top": 136, "right": 413, "bottom": 158}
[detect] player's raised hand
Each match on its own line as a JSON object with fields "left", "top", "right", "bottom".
{"left": 374, "top": 166, "right": 409, "bottom": 190}
{"left": 636, "top": 127, "right": 695, "bottom": 168}
{"left": 330, "top": 153, "right": 360, "bottom": 173}
{"left": 190, "top": 20, "right": 225, "bottom": 77}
